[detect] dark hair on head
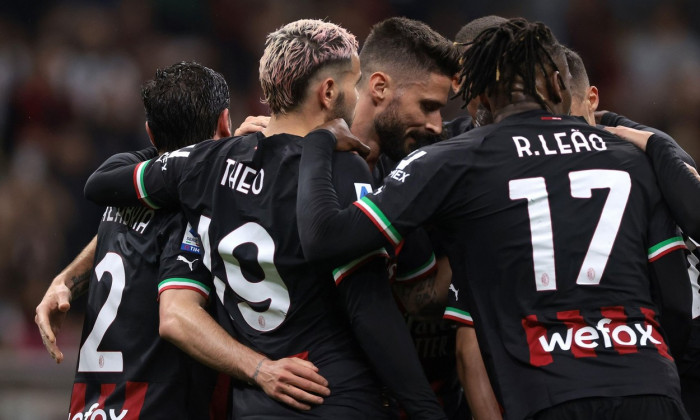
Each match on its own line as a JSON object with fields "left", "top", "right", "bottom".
{"left": 142, "top": 61, "right": 229, "bottom": 152}
{"left": 456, "top": 18, "right": 565, "bottom": 111}
{"left": 454, "top": 15, "right": 508, "bottom": 44}
{"left": 360, "top": 17, "right": 460, "bottom": 82}
{"left": 564, "top": 47, "right": 590, "bottom": 97}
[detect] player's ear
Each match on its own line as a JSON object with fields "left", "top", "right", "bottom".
{"left": 451, "top": 73, "right": 462, "bottom": 95}
{"left": 368, "top": 72, "right": 389, "bottom": 105}
{"left": 145, "top": 122, "right": 156, "bottom": 147}
{"left": 588, "top": 85, "right": 600, "bottom": 113}
{"left": 318, "top": 77, "right": 336, "bottom": 111}
{"left": 215, "top": 108, "right": 232, "bottom": 139}
{"left": 548, "top": 70, "right": 566, "bottom": 104}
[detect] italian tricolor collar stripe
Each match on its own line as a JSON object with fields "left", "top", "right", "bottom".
{"left": 133, "top": 160, "right": 160, "bottom": 210}
{"left": 648, "top": 237, "right": 686, "bottom": 262}
{"left": 354, "top": 196, "right": 402, "bottom": 248}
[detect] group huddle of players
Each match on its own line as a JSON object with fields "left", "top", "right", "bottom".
{"left": 34, "top": 13, "right": 700, "bottom": 420}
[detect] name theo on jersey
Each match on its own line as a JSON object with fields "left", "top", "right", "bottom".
{"left": 220, "top": 158, "right": 264, "bottom": 195}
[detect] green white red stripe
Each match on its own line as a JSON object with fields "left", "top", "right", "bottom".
{"left": 354, "top": 196, "right": 403, "bottom": 249}
{"left": 444, "top": 307, "right": 473, "bottom": 326}
{"left": 133, "top": 160, "right": 160, "bottom": 210}
{"left": 648, "top": 236, "right": 686, "bottom": 262}
{"left": 395, "top": 253, "right": 436, "bottom": 282}
{"left": 158, "top": 278, "right": 210, "bottom": 299}
{"left": 333, "top": 248, "right": 390, "bottom": 285}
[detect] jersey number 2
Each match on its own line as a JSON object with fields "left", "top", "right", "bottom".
{"left": 78, "top": 252, "right": 125, "bottom": 372}
{"left": 509, "top": 169, "right": 631, "bottom": 291}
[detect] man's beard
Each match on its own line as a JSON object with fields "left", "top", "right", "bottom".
{"left": 374, "top": 100, "right": 439, "bottom": 160}
{"left": 329, "top": 91, "right": 354, "bottom": 127}
{"left": 373, "top": 99, "right": 411, "bottom": 162}
{"left": 409, "top": 130, "right": 440, "bottom": 152}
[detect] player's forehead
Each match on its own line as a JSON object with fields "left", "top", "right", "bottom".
{"left": 399, "top": 72, "right": 452, "bottom": 104}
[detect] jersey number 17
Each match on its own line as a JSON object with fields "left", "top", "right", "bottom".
{"left": 509, "top": 169, "right": 631, "bottom": 291}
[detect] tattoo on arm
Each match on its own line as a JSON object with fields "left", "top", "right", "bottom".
{"left": 394, "top": 275, "right": 444, "bottom": 317}
{"left": 68, "top": 270, "right": 92, "bottom": 299}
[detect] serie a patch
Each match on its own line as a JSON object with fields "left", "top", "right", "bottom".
{"left": 354, "top": 183, "right": 372, "bottom": 201}
{"left": 181, "top": 223, "right": 202, "bottom": 255}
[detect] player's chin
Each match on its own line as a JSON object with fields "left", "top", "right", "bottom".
{"left": 403, "top": 137, "right": 417, "bottom": 154}
{"left": 406, "top": 132, "right": 439, "bottom": 152}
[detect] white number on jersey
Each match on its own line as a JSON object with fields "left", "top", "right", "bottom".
{"left": 78, "top": 252, "right": 125, "bottom": 372}
{"left": 509, "top": 169, "right": 631, "bottom": 291}
{"left": 198, "top": 216, "right": 291, "bottom": 332}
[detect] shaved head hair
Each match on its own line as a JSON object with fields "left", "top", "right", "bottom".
{"left": 259, "top": 19, "right": 358, "bottom": 115}
{"left": 455, "top": 15, "right": 508, "bottom": 44}
{"left": 359, "top": 17, "right": 459, "bottom": 85}
{"left": 564, "top": 47, "right": 591, "bottom": 98}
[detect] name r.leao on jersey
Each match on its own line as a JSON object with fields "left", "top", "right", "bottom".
{"left": 220, "top": 158, "right": 264, "bottom": 194}
{"left": 101, "top": 206, "right": 154, "bottom": 234}
{"left": 512, "top": 129, "right": 607, "bottom": 158}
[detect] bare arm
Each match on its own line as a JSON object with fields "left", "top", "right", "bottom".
{"left": 158, "top": 289, "right": 330, "bottom": 411}
{"left": 455, "top": 326, "right": 502, "bottom": 420}
{"left": 35, "top": 235, "right": 97, "bottom": 363}
{"left": 393, "top": 256, "right": 452, "bottom": 317}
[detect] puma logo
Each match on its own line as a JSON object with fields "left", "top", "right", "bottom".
{"left": 177, "top": 255, "right": 198, "bottom": 271}
{"left": 449, "top": 284, "right": 459, "bottom": 301}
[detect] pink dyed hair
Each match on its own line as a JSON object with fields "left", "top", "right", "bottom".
{"left": 259, "top": 19, "right": 358, "bottom": 114}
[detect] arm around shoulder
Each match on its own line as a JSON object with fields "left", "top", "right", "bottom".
{"left": 84, "top": 149, "right": 156, "bottom": 207}
{"left": 35, "top": 235, "right": 97, "bottom": 363}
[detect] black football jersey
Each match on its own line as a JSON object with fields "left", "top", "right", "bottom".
{"left": 441, "top": 115, "right": 475, "bottom": 140}
{"left": 297, "top": 110, "right": 691, "bottom": 420}
{"left": 372, "top": 153, "right": 437, "bottom": 284}
{"left": 374, "top": 153, "right": 461, "bottom": 416}
{"left": 111, "top": 133, "right": 393, "bottom": 418}
{"left": 70, "top": 205, "right": 216, "bottom": 420}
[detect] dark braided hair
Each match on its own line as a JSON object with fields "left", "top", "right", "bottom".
{"left": 456, "top": 18, "right": 564, "bottom": 111}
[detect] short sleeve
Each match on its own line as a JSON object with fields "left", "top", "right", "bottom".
{"left": 157, "top": 212, "right": 213, "bottom": 299}
{"left": 329, "top": 151, "right": 390, "bottom": 285}
{"left": 443, "top": 280, "right": 474, "bottom": 327}
{"left": 359, "top": 146, "right": 462, "bottom": 250}
{"left": 394, "top": 228, "right": 437, "bottom": 283}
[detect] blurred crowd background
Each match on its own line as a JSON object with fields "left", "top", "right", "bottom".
{"left": 0, "top": 0, "right": 699, "bottom": 418}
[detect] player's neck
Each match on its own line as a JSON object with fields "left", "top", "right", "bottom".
{"left": 492, "top": 102, "right": 545, "bottom": 123}
{"left": 490, "top": 80, "right": 558, "bottom": 123}
{"left": 263, "top": 110, "right": 326, "bottom": 138}
{"left": 349, "top": 112, "right": 380, "bottom": 171}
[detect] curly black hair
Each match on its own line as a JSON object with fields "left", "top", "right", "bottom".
{"left": 142, "top": 61, "right": 229, "bottom": 151}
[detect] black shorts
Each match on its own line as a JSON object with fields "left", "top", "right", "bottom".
{"left": 232, "top": 385, "right": 395, "bottom": 420}
{"left": 529, "top": 395, "right": 689, "bottom": 420}
{"left": 679, "top": 345, "right": 700, "bottom": 420}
